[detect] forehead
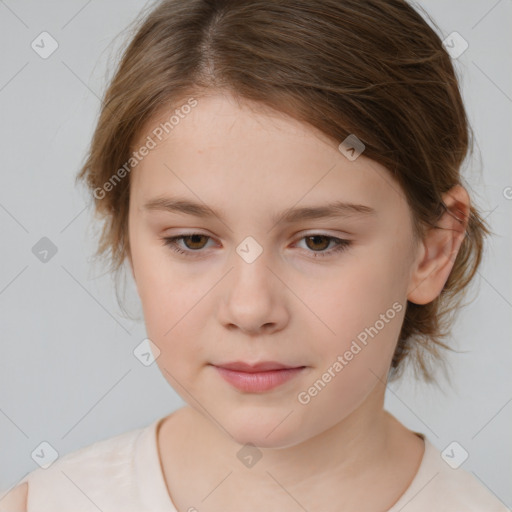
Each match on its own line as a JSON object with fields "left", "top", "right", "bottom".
{"left": 130, "top": 93, "right": 406, "bottom": 219}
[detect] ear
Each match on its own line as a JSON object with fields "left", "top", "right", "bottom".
{"left": 407, "top": 184, "right": 470, "bottom": 305}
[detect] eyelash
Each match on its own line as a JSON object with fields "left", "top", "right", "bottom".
{"left": 161, "top": 233, "right": 351, "bottom": 259}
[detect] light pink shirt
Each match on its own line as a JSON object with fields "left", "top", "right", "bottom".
{"left": 2, "top": 417, "right": 508, "bottom": 511}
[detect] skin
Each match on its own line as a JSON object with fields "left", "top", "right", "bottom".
{"left": 128, "top": 91, "right": 468, "bottom": 511}
{"left": 1, "top": 91, "right": 468, "bottom": 512}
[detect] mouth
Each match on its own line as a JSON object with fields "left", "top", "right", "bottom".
{"left": 210, "top": 361, "right": 307, "bottom": 392}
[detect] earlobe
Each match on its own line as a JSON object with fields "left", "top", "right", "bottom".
{"left": 407, "top": 185, "right": 470, "bottom": 305}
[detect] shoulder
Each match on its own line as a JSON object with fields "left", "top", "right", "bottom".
{"left": 1, "top": 423, "right": 150, "bottom": 512}
{"left": 31, "top": 423, "right": 144, "bottom": 477}
{"left": 432, "top": 464, "right": 507, "bottom": 511}
{"left": 391, "top": 436, "right": 509, "bottom": 512}
{"left": 0, "top": 482, "right": 28, "bottom": 512}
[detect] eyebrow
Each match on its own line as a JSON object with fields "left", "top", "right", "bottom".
{"left": 143, "top": 196, "right": 376, "bottom": 225}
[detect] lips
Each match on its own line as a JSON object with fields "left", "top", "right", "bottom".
{"left": 215, "top": 361, "right": 301, "bottom": 372}
{"left": 211, "top": 361, "right": 306, "bottom": 392}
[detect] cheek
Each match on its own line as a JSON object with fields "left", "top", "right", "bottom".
{"left": 138, "top": 272, "right": 207, "bottom": 344}
{"left": 295, "top": 249, "right": 408, "bottom": 421}
{"left": 310, "top": 240, "right": 410, "bottom": 370}
{"left": 130, "top": 234, "right": 202, "bottom": 351}
{"left": 130, "top": 240, "right": 233, "bottom": 391}
{"left": 131, "top": 225, "right": 199, "bottom": 320}
{"left": 140, "top": 273, "right": 211, "bottom": 384}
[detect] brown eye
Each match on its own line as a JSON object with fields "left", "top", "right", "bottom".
{"left": 180, "top": 234, "right": 209, "bottom": 250}
{"left": 295, "top": 234, "right": 351, "bottom": 259}
{"left": 304, "top": 235, "right": 331, "bottom": 252}
{"left": 163, "top": 233, "right": 351, "bottom": 259}
{"left": 162, "top": 234, "right": 213, "bottom": 256}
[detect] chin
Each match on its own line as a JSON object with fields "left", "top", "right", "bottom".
{"left": 222, "top": 407, "right": 308, "bottom": 449}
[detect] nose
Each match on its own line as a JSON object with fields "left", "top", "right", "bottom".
{"left": 218, "top": 248, "right": 289, "bottom": 336}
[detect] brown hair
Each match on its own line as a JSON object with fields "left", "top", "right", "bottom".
{"left": 77, "top": 0, "right": 489, "bottom": 382}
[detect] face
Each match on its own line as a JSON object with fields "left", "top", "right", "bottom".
{"left": 127, "top": 92, "right": 419, "bottom": 448}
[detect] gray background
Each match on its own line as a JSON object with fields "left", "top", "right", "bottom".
{"left": 1, "top": 0, "right": 511, "bottom": 507}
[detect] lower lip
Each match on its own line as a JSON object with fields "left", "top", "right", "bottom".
{"left": 214, "top": 366, "right": 305, "bottom": 392}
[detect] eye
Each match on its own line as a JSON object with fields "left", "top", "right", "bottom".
{"left": 161, "top": 233, "right": 351, "bottom": 259}
{"left": 295, "top": 234, "right": 351, "bottom": 258}
{"left": 162, "top": 234, "right": 213, "bottom": 256}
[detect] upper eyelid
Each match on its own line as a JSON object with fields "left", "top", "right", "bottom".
{"left": 165, "top": 228, "right": 353, "bottom": 241}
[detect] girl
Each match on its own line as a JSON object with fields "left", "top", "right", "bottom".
{"left": 1, "top": 0, "right": 508, "bottom": 510}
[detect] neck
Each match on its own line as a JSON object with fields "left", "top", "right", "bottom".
{"left": 158, "top": 385, "right": 424, "bottom": 511}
